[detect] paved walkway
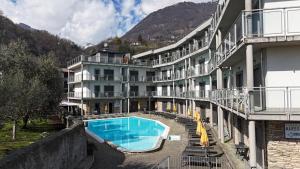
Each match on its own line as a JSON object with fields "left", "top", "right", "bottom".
{"left": 210, "top": 127, "right": 245, "bottom": 169}
{"left": 89, "top": 113, "right": 188, "bottom": 169}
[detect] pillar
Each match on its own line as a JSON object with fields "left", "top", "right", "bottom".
{"left": 67, "top": 69, "right": 70, "bottom": 112}
{"left": 80, "top": 63, "right": 84, "bottom": 116}
{"left": 217, "top": 67, "right": 224, "bottom": 143}
{"left": 209, "top": 75, "right": 214, "bottom": 126}
{"left": 120, "top": 99, "right": 123, "bottom": 114}
{"left": 127, "top": 67, "right": 130, "bottom": 114}
{"left": 249, "top": 120, "right": 257, "bottom": 169}
{"left": 245, "top": 0, "right": 256, "bottom": 167}
{"left": 234, "top": 115, "right": 241, "bottom": 145}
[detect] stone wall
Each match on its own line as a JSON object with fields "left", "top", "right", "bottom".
{"left": 266, "top": 121, "right": 300, "bottom": 169}
{"left": 0, "top": 123, "right": 87, "bottom": 169}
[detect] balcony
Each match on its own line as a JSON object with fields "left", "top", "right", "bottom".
{"left": 244, "top": 7, "right": 300, "bottom": 38}
{"left": 210, "top": 87, "right": 300, "bottom": 120}
{"left": 174, "top": 73, "right": 185, "bottom": 80}
{"left": 212, "top": 7, "right": 300, "bottom": 69}
{"left": 68, "top": 91, "right": 124, "bottom": 99}
{"left": 154, "top": 74, "right": 173, "bottom": 82}
{"left": 69, "top": 74, "right": 123, "bottom": 82}
{"left": 188, "top": 65, "right": 208, "bottom": 77}
{"left": 128, "top": 91, "right": 155, "bottom": 97}
{"left": 67, "top": 55, "right": 151, "bottom": 67}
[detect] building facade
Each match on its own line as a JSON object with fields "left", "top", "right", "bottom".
{"left": 68, "top": 0, "right": 300, "bottom": 168}
{"left": 67, "top": 51, "right": 156, "bottom": 115}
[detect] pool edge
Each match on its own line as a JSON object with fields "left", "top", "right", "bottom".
{"left": 84, "top": 116, "right": 170, "bottom": 153}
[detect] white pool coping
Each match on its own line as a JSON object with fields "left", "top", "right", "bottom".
{"left": 84, "top": 116, "right": 170, "bottom": 153}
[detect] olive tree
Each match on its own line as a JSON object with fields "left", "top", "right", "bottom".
{"left": 0, "top": 40, "right": 63, "bottom": 140}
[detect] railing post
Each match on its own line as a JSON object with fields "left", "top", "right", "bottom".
{"left": 242, "top": 11, "right": 245, "bottom": 38}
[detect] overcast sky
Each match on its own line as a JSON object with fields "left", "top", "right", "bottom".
{"left": 0, "top": 0, "right": 211, "bottom": 46}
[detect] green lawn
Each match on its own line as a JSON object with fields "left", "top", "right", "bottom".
{"left": 0, "top": 119, "right": 57, "bottom": 159}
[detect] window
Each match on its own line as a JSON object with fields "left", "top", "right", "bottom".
{"left": 104, "top": 69, "right": 114, "bottom": 81}
{"left": 94, "top": 69, "right": 100, "bottom": 80}
{"left": 94, "top": 85, "right": 100, "bottom": 97}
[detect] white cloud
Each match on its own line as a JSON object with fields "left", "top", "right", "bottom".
{"left": 0, "top": 0, "right": 212, "bottom": 46}
{"left": 0, "top": 0, "right": 118, "bottom": 46}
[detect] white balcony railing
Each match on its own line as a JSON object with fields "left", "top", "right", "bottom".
{"left": 244, "top": 7, "right": 300, "bottom": 37}
{"left": 70, "top": 74, "right": 123, "bottom": 82}
{"left": 67, "top": 55, "right": 152, "bottom": 67}
{"left": 68, "top": 91, "right": 125, "bottom": 99}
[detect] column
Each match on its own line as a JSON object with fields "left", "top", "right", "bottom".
{"left": 120, "top": 99, "right": 123, "bottom": 114}
{"left": 209, "top": 75, "right": 214, "bottom": 126}
{"left": 81, "top": 63, "right": 84, "bottom": 116}
{"left": 67, "top": 69, "right": 70, "bottom": 112}
{"left": 234, "top": 115, "right": 241, "bottom": 144}
{"left": 127, "top": 67, "right": 130, "bottom": 114}
{"left": 245, "top": 0, "right": 256, "bottom": 167}
{"left": 217, "top": 67, "right": 224, "bottom": 143}
{"left": 158, "top": 54, "right": 162, "bottom": 64}
{"left": 249, "top": 121, "right": 256, "bottom": 169}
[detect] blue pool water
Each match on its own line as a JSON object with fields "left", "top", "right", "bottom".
{"left": 86, "top": 116, "right": 169, "bottom": 152}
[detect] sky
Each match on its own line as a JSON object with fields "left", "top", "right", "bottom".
{"left": 0, "top": 0, "right": 211, "bottom": 46}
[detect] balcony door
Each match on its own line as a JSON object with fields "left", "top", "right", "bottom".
{"left": 94, "top": 85, "right": 100, "bottom": 98}
{"left": 104, "top": 86, "right": 114, "bottom": 97}
{"left": 94, "top": 69, "right": 100, "bottom": 80}
{"left": 104, "top": 69, "right": 114, "bottom": 81}
{"left": 130, "top": 86, "right": 139, "bottom": 96}
{"left": 130, "top": 70, "right": 139, "bottom": 81}
{"left": 236, "top": 72, "right": 243, "bottom": 88}
{"left": 199, "top": 82, "right": 205, "bottom": 97}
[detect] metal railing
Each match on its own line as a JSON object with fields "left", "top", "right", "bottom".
{"left": 151, "top": 156, "right": 232, "bottom": 169}
{"left": 68, "top": 91, "right": 125, "bottom": 98}
{"left": 212, "top": 7, "right": 300, "bottom": 70}
{"left": 67, "top": 55, "right": 151, "bottom": 67}
{"left": 70, "top": 74, "right": 123, "bottom": 82}
{"left": 244, "top": 7, "right": 300, "bottom": 37}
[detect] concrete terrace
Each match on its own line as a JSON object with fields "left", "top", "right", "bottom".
{"left": 88, "top": 113, "right": 188, "bottom": 169}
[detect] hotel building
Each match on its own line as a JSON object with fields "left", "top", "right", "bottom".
{"left": 68, "top": 0, "right": 300, "bottom": 168}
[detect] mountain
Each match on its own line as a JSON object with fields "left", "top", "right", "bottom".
{"left": 122, "top": 1, "right": 217, "bottom": 46}
{"left": 0, "top": 15, "right": 83, "bottom": 67}
{"left": 86, "top": 1, "right": 217, "bottom": 55}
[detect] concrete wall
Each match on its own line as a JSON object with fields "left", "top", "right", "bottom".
{"left": 0, "top": 124, "right": 87, "bottom": 169}
{"left": 266, "top": 121, "right": 300, "bottom": 169}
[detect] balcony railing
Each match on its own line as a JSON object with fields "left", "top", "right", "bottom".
{"left": 128, "top": 91, "right": 156, "bottom": 97}
{"left": 67, "top": 55, "right": 152, "bottom": 67}
{"left": 68, "top": 91, "right": 125, "bottom": 99}
{"left": 70, "top": 74, "right": 123, "bottom": 82}
{"left": 244, "top": 7, "right": 300, "bottom": 37}
{"left": 212, "top": 7, "right": 300, "bottom": 69}
{"left": 188, "top": 65, "right": 208, "bottom": 77}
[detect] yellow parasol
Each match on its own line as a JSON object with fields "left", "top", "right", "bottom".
{"left": 166, "top": 103, "right": 171, "bottom": 112}
{"left": 196, "top": 120, "right": 202, "bottom": 135}
{"left": 200, "top": 126, "right": 209, "bottom": 147}
{"left": 104, "top": 104, "right": 108, "bottom": 113}
{"left": 188, "top": 107, "right": 192, "bottom": 116}
{"left": 138, "top": 101, "right": 141, "bottom": 111}
{"left": 173, "top": 104, "right": 177, "bottom": 113}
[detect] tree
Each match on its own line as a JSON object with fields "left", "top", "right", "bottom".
{"left": 138, "top": 34, "right": 144, "bottom": 44}
{"left": 0, "top": 40, "right": 63, "bottom": 139}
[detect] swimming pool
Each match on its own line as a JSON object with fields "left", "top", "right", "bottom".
{"left": 85, "top": 116, "right": 169, "bottom": 152}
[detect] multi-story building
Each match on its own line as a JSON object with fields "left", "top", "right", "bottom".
{"left": 67, "top": 50, "right": 156, "bottom": 115}
{"left": 68, "top": 0, "right": 300, "bottom": 168}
